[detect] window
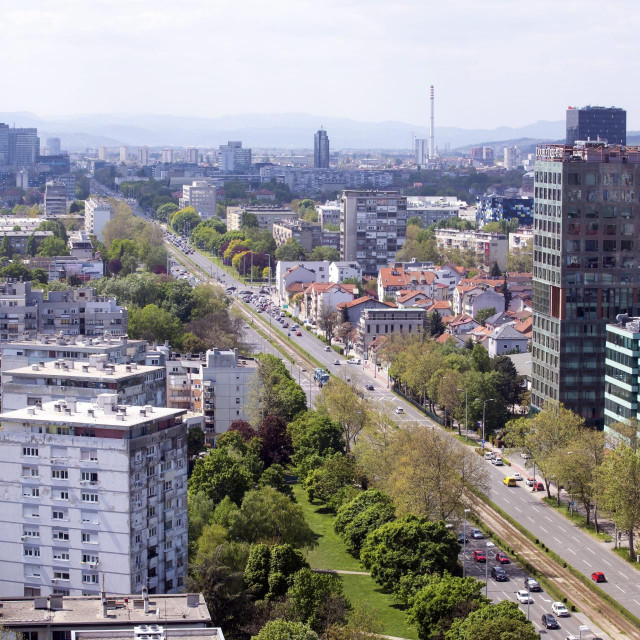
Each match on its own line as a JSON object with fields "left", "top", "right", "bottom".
{"left": 56, "top": 491, "right": 69, "bottom": 501}
{"left": 22, "top": 447, "right": 38, "bottom": 457}
{"left": 22, "top": 466, "right": 38, "bottom": 477}
{"left": 81, "top": 471, "right": 98, "bottom": 483}
{"left": 52, "top": 510, "right": 66, "bottom": 520}
{"left": 165, "top": 499, "right": 172, "bottom": 511}
{"left": 164, "top": 480, "right": 172, "bottom": 491}
{"left": 81, "top": 492, "right": 98, "bottom": 503}
{"left": 82, "top": 574, "right": 99, "bottom": 584}
{"left": 82, "top": 533, "right": 94, "bottom": 543}
{"left": 147, "top": 506, "right": 156, "bottom": 518}
{"left": 52, "top": 530, "right": 69, "bottom": 541}
{"left": 51, "top": 469, "right": 68, "bottom": 480}
{"left": 80, "top": 449, "right": 98, "bottom": 462}
{"left": 23, "top": 487, "right": 40, "bottom": 498}
{"left": 23, "top": 528, "right": 40, "bottom": 538}
{"left": 135, "top": 533, "right": 141, "bottom": 544}
{"left": 24, "top": 547, "right": 40, "bottom": 557}
{"left": 53, "top": 571, "right": 70, "bottom": 581}
{"left": 81, "top": 511, "right": 98, "bottom": 524}
{"left": 53, "top": 550, "right": 70, "bottom": 561}
{"left": 149, "top": 527, "right": 157, "bottom": 537}
{"left": 82, "top": 553, "right": 99, "bottom": 564}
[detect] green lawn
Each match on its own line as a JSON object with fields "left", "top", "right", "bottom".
{"left": 293, "top": 484, "right": 418, "bottom": 639}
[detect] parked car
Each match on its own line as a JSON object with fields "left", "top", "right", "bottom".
{"left": 395, "top": 406, "right": 404, "bottom": 414}
{"left": 472, "top": 550, "right": 486, "bottom": 562}
{"left": 365, "top": 383, "right": 374, "bottom": 391}
{"left": 347, "top": 358, "right": 361, "bottom": 365}
{"left": 520, "top": 452, "right": 532, "bottom": 459}
{"left": 525, "top": 477, "right": 535, "bottom": 487}
{"left": 457, "top": 532, "right": 468, "bottom": 544}
{"left": 516, "top": 590, "right": 532, "bottom": 604}
{"left": 512, "top": 472, "right": 523, "bottom": 481}
{"left": 484, "top": 451, "right": 496, "bottom": 460}
{"left": 495, "top": 552, "right": 510, "bottom": 564}
{"left": 524, "top": 577, "right": 541, "bottom": 592}
{"left": 491, "top": 566, "right": 508, "bottom": 581}
{"left": 591, "top": 571, "right": 606, "bottom": 583}
{"left": 492, "top": 457, "right": 504, "bottom": 466}
{"left": 471, "top": 528, "right": 484, "bottom": 539}
{"left": 531, "top": 482, "right": 545, "bottom": 491}
{"left": 541, "top": 614, "right": 559, "bottom": 630}
{"left": 551, "top": 602, "right": 569, "bottom": 617}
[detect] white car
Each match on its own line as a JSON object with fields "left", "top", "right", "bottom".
{"left": 516, "top": 590, "right": 532, "bottom": 604}
{"left": 512, "top": 473, "right": 523, "bottom": 481}
{"left": 324, "top": 346, "right": 331, "bottom": 352}
{"left": 347, "top": 358, "right": 361, "bottom": 365}
{"left": 520, "top": 452, "right": 532, "bottom": 459}
{"left": 551, "top": 602, "right": 569, "bottom": 617}
{"left": 492, "top": 457, "right": 504, "bottom": 466}
{"left": 394, "top": 407, "right": 404, "bottom": 414}
{"left": 333, "top": 359, "right": 340, "bottom": 365}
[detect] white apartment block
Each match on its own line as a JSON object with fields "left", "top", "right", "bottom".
{"left": 44, "top": 182, "right": 68, "bottom": 217}
{"left": 166, "top": 354, "right": 204, "bottom": 413}
{"left": 227, "top": 206, "right": 297, "bottom": 232}
{"left": 200, "top": 349, "right": 257, "bottom": 444}
{"left": 357, "top": 307, "right": 426, "bottom": 355}
{"left": 405, "top": 196, "right": 463, "bottom": 227}
{"left": 0, "top": 334, "right": 148, "bottom": 374}
{"left": 434, "top": 228, "right": 508, "bottom": 270}
{"left": 85, "top": 198, "right": 114, "bottom": 241}
{"left": 161, "top": 149, "right": 174, "bottom": 164}
{"left": 120, "top": 146, "right": 128, "bottom": 163}
{"left": 187, "top": 147, "right": 199, "bottom": 163}
{"left": 275, "top": 260, "right": 330, "bottom": 302}
{"left": 317, "top": 201, "right": 341, "bottom": 228}
{"left": 340, "top": 190, "right": 407, "bottom": 276}
{"left": 218, "top": 141, "right": 251, "bottom": 172}
{"left": 509, "top": 228, "right": 534, "bottom": 252}
{"left": 2, "top": 357, "right": 166, "bottom": 412}
{"left": 138, "top": 146, "right": 150, "bottom": 165}
{"left": 179, "top": 181, "right": 216, "bottom": 219}
{"left": 0, "top": 281, "right": 127, "bottom": 342}
{"left": 329, "top": 261, "right": 362, "bottom": 284}
{"left": 0, "top": 394, "right": 188, "bottom": 597}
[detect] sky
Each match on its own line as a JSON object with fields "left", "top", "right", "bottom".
{"left": 2, "top": 0, "right": 639, "bottom": 129}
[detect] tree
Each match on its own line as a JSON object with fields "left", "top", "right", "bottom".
{"left": 189, "top": 447, "right": 254, "bottom": 506}
{"left": 287, "top": 568, "right": 350, "bottom": 633}
{"left": 309, "top": 246, "right": 340, "bottom": 261}
{"left": 409, "top": 574, "right": 488, "bottom": 640}
{"left": 257, "top": 415, "right": 293, "bottom": 467}
{"left": 107, "top": 258, "right": 122, "bottom": 276}
{"left": 156, "top": 202, "right": 179, "bottom": 222}
{"left": 360, "top": 516, "right": 460, "bottom": 593}
{"left": 501, "top": 275, "right": 512, "bottom": 311}
{"left": 188, "top": 491, "right": 215, "bottom": 556}
{"left": 303, "top": 453, "right": 359, "bottom": 507}
{"left": 251, "top": 620, "right": 318, "bottom": 640}
{"left": 506, "top": 239, "right": 533, "bottom": 273}
{"left": 171, "top": 206, "right": 202, "bottom": 234}
{"left": 319, "top": 378, "right": 368, "bottom": 453}
{"left": 474, "top": 307, "right": 496, "bottom": 327}
{"left": 275, "top": 238, "right": 306, "bottom": 261}
{"left": 598, "top": 440, "right": 640, "bottom": 560}
{"left": 437, "top": 370, "right": 464, "bottom": 428}
{"left": 334, "top": 490, "right": 392, "bottom": 536}
{"left": 37, "top": 236, "right": 69, "bottom": 257}
{"left": 128, "top": 304, "right": 183, "bottom": 345}
{"left": 471, "top": 344, "right": 491, "bottom": 373}
{"left": 259, "top": 463, "right": 293, "bottom": 498}
{"left": 229, "top": 419, "right": 256, "bottom": 441}
{"left": 228, "top": 487, "right": 317, "bottom": 548}
{"left": 188, "top": 426, "right": 206, "bottom": 457}
{"left": 446, "top": 600, "right": 538, "bottom": 640}
{"left": 242, "top": 212, "right": 259, "bottom": 229}
{"left": 428, "top": 310, "right": 445, "bottom": 337}
{"left": 317, "top": 303, "right": 339, "bottom": 344}
{"left": 342, "top": 501, "right": 395, "bottom": 555}
{"left": 37, "top": 219, "right": 67, "bottom": 240}
{"left": 381, "top": 424, "right": 488, "bottom": 521}
{"left": 244, "top": 543, "right": 271, "bottom": 600}
{"left": 490, "top": 261, "right": 502, "bottom": 277}
{"left": 25, "top": 234, "right": 37, "bottom": 257}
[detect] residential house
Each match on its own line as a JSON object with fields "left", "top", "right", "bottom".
{"left": 487, "top": 323, "right": 528, "bottom": 357}
{"left": 301, "top": 282, "right": 355, "bottom": 324}
{"left": 337, "top": 296, "right": 396, "bottom": 329}
{"left": 275, "top": 260, "right": 330, "bottom": 301}
{"left": 447, "top": 314, "right": 480, "bottom": 335}
{"left": 357, "top": 308, "right": 426, "bottom": 355}
{"left": 329, "top": 261, "right": 362, "bottom": 284}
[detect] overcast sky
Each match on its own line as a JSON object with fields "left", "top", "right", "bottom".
{"left": 3, "top": 0, "right": 638, "bottom": 129}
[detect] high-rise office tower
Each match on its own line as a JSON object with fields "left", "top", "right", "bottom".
{"left": 314, "top": 128, "right": 330, "bottom": 168}
{"left": 98, "top": 146, "right": 107, "bottom": 161}
{"left": 531, "top": 140, "right": 640, "bottom": 426}
{"left": 340, "top": 190, "right": 407, "bottom": 276}
{"left": 44, "top": 181, "right": 68, "bottom": 217}
{"left": 219, "top": 141, "right": 251, "bottom": 172}
{"left": 9, "top": 128, "right": 40, "bottom": 166}
{"left": 137, "top": 146, "right": 149, "bottom": 165}
{"left": 119, "top": 146, "right": 128, "bottom": 162}
{"left": 46, "top": 138, "right": 61, "bottom": 155}
{"left": 566, "top": 106, "right": 626, "bottom": 146}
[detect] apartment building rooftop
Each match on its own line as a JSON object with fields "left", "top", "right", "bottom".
{"left": 5, "top": 332, "right": 141, "bottom": 348}
{"left": 0, "top": 394, "right": 185, "bottom": 428}
{"left": 5, "top": 358, "right": 162, "bottom": 381}
{"left": 0, "top": 593, "right": 211, "bottom": 626}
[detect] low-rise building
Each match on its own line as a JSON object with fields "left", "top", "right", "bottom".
{"left": 301, "top": 282, "right": 355, "bottom": 324}
{"left": 337, "top": 296, "right": 396, "bottom": 329}
{"left": 0, "top": 229, "right": 53, "bottom": 255}
{"left": 329, "top": 261, "right": 362, "bottom": 284}
{"left": 69, "top": 231, "right": 95, "bottom": 259}
{"left": 166, "top": 353, "right": 204, "bottom": 412}
{"left": 272, "top": 220, "right": 321, "bottom": 252}
{"left": 201, "top": 349, "right": 258, "bottom": 444}
{"left": 275, "top": 260, "right": 331, "bottom": 301}
{"left": 85, "top": 198, "right": 114, "bottom": 241}
{"left": 227, "top": 206, "right": 297, "bottom": 232}
{"left": 435, "top": 229, "right": 508, "bottom": 270}
{"left": 317, "top": 201, "right": 341, "bottom": 228}
{"left": 509, "top": 228, "right": 534, "bottom": 252}
{"left": 44, "top": 182, "right": 68, "bottom": 217}
{"left": 377, "top": 266, "right": 439, "bottom": 301}
{"left": 2, "top": 356, "right": 166, "bottom": 411}
{"left": 357, "top": 307, "right": 425, "bottom": 354}
{"left": 26, "top": 256, "right": 104, "bottom": 282}
{"left": 487, "top": 323, "right": 528, "bottom": 357}
{"left": 0, "top": 593, "right": 214, "bottom": 639}
{"left": 0, "top": 395, "right": 188, "bottom": 596}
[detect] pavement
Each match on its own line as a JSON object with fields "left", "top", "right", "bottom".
{"left": 108, "top": 186, "right": 635, "bottom": 633}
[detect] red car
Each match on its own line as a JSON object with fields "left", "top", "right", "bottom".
{"left": 472, "top": 550, "right": 486, "bottom": 562}
{"left": 495, "top": 552, "right": 510, "bottom": 564}
{"left": 295, "top": 331, "right": 302, "bottom": 336}
{"left": 591, "top": 571, "right": 606, "bottom": 583}
{"left": 532, "top": 482, "right": 545, "bottom": 491}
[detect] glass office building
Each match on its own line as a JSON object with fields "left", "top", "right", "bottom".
{"left": 566, "top": 106, "right": 626, "bottom": 146}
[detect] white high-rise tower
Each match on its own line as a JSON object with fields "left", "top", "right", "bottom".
{"left": 429, "top": 85, "right": 435, "bottom": 160}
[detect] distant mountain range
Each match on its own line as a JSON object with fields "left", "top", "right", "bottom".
{"left": 0, "top": 111, "right": 569, "bottom": 151}
{"left": 1, "top": 111, "right": 635, "bottom": 152}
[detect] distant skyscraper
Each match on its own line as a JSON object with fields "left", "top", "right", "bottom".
{"left": 46, "top": 137, "right": 61, "bottom": 155}
{"left": 415, "top": 139, "right": 428, "bottom": 165}
{"left": 44, "top": 181, "right": 68, "bottom": 216}
{"left": 137, "top": 146, "right": 149, "bottom": 165}
{"left": 9, "top": 128, "right": 39, "bottom": 166}
{"left": 162, "top": 148, "right": 174, "bottom": 163}
{"left": 503, "top": 146, "right": 519, "bottom": 170}
{"left": 98, "top": 146, "right": 107, "bottom": 161}
{"left": 566, "top": 106, "right": 626, "bottom": 146}
{"left": 219, "top": 141, "right": 251, "bottom": 172}
{"left": 314, "top": 128, "right": 330, "bottom": 168}
{"left": 187, "top": 147, "right": 199, "bottom": 163}
{"left": 119, "top": 145, "right": 128, "bottom": 162}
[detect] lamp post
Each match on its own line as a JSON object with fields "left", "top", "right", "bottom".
{"left": 302, "top": 368, "right": 310, "bottom": 406}
{"left": 457, "top": 388, "right": 468, "bottom": 440}
{"left": 462, "top": 508, "right": 470, "bottom": 577}
{"left": 482, "top": 398, "right": 494, "bottom": 449}
{"left": 485, "top": 541, "right": 495, "bottom": 597}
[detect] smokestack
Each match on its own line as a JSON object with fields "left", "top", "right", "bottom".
{"left": 429, "top": 85, "right": 435, "bottom": 160}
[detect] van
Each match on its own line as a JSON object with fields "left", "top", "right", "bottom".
{"left": 484, "top": 452, "right": 493, "bottom": 460}
{"left": 503, "top": 476, "right": 517, "bottom": 487}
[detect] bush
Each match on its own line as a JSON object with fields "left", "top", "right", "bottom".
{"left": 332, "top": 345, "right": 344, "bottom": 355}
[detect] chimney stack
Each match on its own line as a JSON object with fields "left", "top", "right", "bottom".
{"left": 142, "top": 586, "right": 149, "bottom": 614}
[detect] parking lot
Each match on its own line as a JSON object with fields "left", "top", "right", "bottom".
{"left": 460, "top": 530, "right": 609, "bottom": 638}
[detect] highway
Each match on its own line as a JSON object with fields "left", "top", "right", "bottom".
{"left": 103, "top": 183, "right": 627, "bottom": 636}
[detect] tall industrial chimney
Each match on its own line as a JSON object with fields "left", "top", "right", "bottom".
{"left": 429, "top": 85, "right": 435, "bottom": 160}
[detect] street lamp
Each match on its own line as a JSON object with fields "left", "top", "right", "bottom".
{"left": 302, "top": 368, "right": 311, "bottom": 406}
{"left": 482, "top": 398, "right": 494, "bottom": 450}
{"left": 462, "top": 508, "right": 470, "bottom": 578}
{"left": 457, "top": 388, "right": 468, "bottom": 440}
{"left": 484, "top": 541, "right": 495, "bottom": 597}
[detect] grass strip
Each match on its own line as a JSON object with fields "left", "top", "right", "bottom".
{"left": 292, "top": 484, "right": 417, "bottom": 639}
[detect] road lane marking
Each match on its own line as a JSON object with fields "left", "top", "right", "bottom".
{"left": 514, "top": 506, "right": 522, "bottom": 513}
{"left": 572, "top": 536, "right": 580, "bottom": 543}
{"left": 545, "top": 515, "right": 553, "bottom": 522}
{"left": 616, "top": 585, "right": 625, "bottom": 593}
{"left": 557, "top": 526, "right": 567, "bottom": 533}
{"left": 553, "top": 537, "right": 562, "bottom": 544}
{"left": 582, "top": 560, "right": 592, "bottom": 567}
{"left": 619, "top": 571, "right": 628, "bottom": 579}
{"left": 541, "top": 596, "right": 551, "bottom": 603}
{"left": 602, "top": 559, "right": 611, "bottom": 566}
{"left": 567, "top": 548, "right": 577, "bottom": 555}
{"left": 634, "top": 599, "right": 640, "bottom": 606}
{"left": 539, "top": 526, "right": 548, "bottom": 533}
{"left": 503, "top": 498, "right": 511, "bottom": 504}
